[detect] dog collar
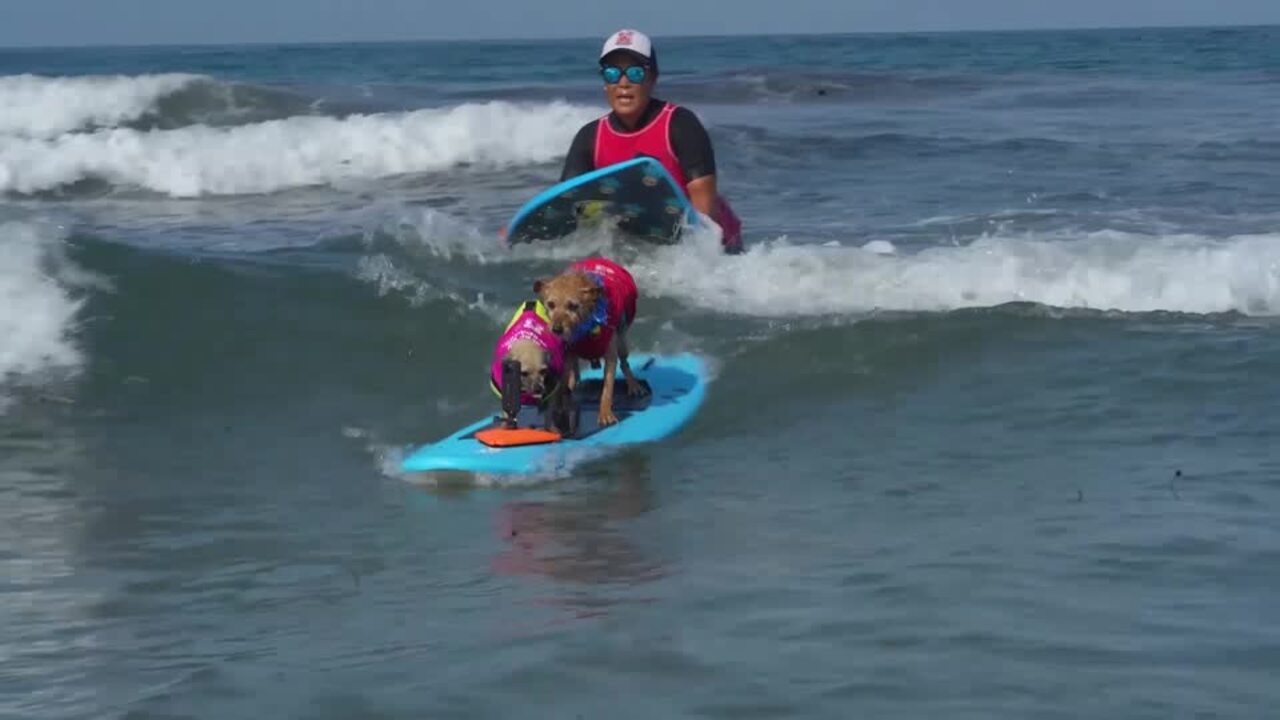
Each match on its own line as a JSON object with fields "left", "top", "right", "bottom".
{"left": 568, "top": 272, "right": 609, "bottom": 343}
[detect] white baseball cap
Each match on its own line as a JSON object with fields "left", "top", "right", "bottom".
{"left": 599, "top": 29, "right": 658, "bottom": 72}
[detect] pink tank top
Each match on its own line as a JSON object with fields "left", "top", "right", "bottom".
{"left": 593, "top": 102, "right": 742, "bottom": 251}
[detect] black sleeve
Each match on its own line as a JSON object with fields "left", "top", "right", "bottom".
{"left": 668, "top": 106, "right": 716, "bottom": 182}
{"left": 560, "top": 121, "right": 597, "bottom": 181}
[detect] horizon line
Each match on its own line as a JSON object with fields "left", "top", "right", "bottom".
{"left": 1, "top": 20, "right": 1275, "bottom": 52}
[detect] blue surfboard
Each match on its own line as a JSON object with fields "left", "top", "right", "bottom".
{"left": 400, "top": 352, "right": 707, "bottom": 477}
{"left": 505, "top": 157, "right": 697, "bottom": 245}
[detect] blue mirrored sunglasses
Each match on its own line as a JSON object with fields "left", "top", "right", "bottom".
{"left": 601, "top": 64, "right": 647, "bottom": 84}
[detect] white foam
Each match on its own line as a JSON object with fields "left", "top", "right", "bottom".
{"left": 0, "top": 101, "right": 599, "bottom": 197}
{"left": 378, "top": 206, "right": 505, "bottom": 262}
{"left": 0, "top": 222, "right": 96, "bottom": 405}
{"left": 376, "top": 204, "right": 1280, "bottom": 317}
{"left": 355, "top": 254, "right": 435, "bottom": 307}
{"left": 355, "top": 246, "right": 499, "bottom": 321}
{"left": 630, "top": 227, "right": 1280, "bottom": 317}
{"left": 0, "top": 73, "right": 203, "bottom": 139}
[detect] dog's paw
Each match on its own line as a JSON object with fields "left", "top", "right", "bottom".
{"left": 597, "top": 409, "right": 619, "bottom": 427}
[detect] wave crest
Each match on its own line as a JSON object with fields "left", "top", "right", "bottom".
{"left": 0, "top": 100, "right": 597, "bottom": 197}
{"left": 0, "top": 73, "right": 203, "bottom": 139}
{"left": 633, "top": 228, "right": 1280, "bottom": 317}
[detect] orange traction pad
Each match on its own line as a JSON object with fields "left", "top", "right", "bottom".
{"left": 474, "top": 427, "right": 563, "bottom": 448}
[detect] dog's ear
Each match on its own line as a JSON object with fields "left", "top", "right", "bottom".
{"left": 581, "top": 283, "right": 602, "bottom": 304}
{"left": 533, "top": 278, "right": 547, "bottom": 295}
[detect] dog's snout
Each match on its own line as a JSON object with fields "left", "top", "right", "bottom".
{"left": 551, "top": 324, "right": 563, "bottom": 334}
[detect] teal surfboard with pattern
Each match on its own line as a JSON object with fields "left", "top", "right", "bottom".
{"left": 505, "top": 157, "right": 696, "bottom": 245}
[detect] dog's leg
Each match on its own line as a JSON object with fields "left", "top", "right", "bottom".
{"left": 616, "top": 324, "right": 647, "bottom": 397}
{"left": 565, "top": 352, "right": 579, "bottom": 392}
{"left": 598, "top": 339, "right": 619, "bottom": 427}
{"left": 542, "top": 354, "right": 570, "bottom": 433}
{"left": 544, "top": 384, "right": 563, "bottom": 432}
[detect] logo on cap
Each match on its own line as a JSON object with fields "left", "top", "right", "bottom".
{"left": 614, "top": 30, "right": 633, "bottom": 45}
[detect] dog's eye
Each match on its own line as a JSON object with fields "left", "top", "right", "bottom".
{"left": 521, "top": 370, "right": 529, "bottom": 377}
{"left": 546, "top": 301, "right": 556, "bottom": 310}
{"left": 568, "top": 301, "right": 579, "bottom": 311}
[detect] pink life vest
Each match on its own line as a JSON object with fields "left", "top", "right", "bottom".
{"left": 565, "top": 256, "right": 638, "bottom": 361}
{"left": 490, "top": 301, "right": 565, "bottom": 404}
{"left": 593, "top": 102, "right": 742, "bottom": 251}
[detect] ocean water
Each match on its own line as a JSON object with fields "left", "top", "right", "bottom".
{"left": 3, "top": 25, "right": 1280, "bottom": 718}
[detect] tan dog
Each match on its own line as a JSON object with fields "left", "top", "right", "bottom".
{"left": 533, "top": 256, "right": 646, "bottom": 427}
